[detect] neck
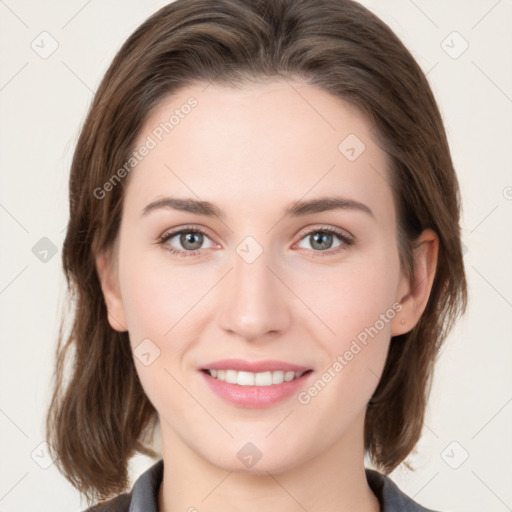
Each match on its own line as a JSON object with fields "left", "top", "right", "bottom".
{"left": 157, "top": 412, "right": 380, "bottom": 512}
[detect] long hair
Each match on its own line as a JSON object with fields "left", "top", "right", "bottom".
{"left": 46, "top": 0, "right": 468, "bottom": 502}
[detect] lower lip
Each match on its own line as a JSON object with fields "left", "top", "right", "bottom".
{"left": 200, "top": 370, "right": 313, "bottom": 409}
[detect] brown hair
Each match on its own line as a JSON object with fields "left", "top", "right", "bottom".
{"left": 46, "top": 0, "right": 467, "bottom": 503}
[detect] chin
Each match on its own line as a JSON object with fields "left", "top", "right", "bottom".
{"left": 198, "top": 437, "right": 310, "bottom": 476}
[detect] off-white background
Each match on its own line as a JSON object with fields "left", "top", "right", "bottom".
{"left": 0, "top": 1, "right": 511, "bottom": 511}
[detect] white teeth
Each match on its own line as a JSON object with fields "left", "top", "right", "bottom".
{"left": 284, "top": 371, "right": 295, "bottom": 382}
{"left": 225, "top": 369, "right": 237, "bottom": 384}
{"left": 272, "top": 370, "right": 284, "bottom": 384}
{"left": 207, "top": 369, "right": 307, "bottom": 386}
{"left": 238, "top": 371, "right": 255, "bottom": 386}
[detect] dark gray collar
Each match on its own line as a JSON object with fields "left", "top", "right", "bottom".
{"left": 103, "top": 458, "right": 439, "bottom": 512}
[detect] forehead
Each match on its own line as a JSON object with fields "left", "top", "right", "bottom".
{"left": 127, "top": 79, "right": 393, "bottom": 222}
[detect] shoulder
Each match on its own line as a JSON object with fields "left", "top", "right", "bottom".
{"left": 365, "top": 468, "right": 445, "bottom": 512}
{"left": 82, "top": 492, "right": 132, "bottom": 512}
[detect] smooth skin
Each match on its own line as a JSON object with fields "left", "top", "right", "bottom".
{"left": 96, "top": 79, "right": 438, "bottom": 512}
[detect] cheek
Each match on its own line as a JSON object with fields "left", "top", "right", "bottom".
{"left": 118, "top": 248, "right": 203, "bottom": 340}
{"left": 296, "top": 284, "right": 397, "bottom": 421}
{"left": 308, "top": 246, "right": 400, "bottom": 390}
{"left": 117, "top": 250, "right": 220, "bottom": 385}
{"left": 119, "top": 271, "right": 170, "bottom": 343}
{"left": 116, "top": 252, "right": 206, "bottom": 415}
{"left": 305, "top": 250, "right": 400, "bottom": 340}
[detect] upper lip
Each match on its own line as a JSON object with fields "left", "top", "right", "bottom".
{"left": 201, "top": 359, "right": 312, "bottom": 373}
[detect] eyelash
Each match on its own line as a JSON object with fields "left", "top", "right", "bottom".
{"left": 157, "top": 225, "right": 354, "bottom": 258}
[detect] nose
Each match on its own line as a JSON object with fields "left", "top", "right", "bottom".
{"left": 218, "top": 246, "right": 291, "bottom": 342}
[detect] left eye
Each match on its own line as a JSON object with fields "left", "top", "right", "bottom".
{"left": 296, "top": 229, "right": 349, "bottom": 252}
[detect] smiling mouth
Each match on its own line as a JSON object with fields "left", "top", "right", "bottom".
{"left": 201, "top": 368, "right": 313, "bottom": 386}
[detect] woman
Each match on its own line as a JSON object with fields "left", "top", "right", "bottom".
{"left": 45, "top": 0, "right": 467, "bottom": 510}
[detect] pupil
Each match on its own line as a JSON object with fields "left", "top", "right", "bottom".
{"left": 181, "top": 232, "right": 202, "bottom": 250}
{"left": 312, "top": 232, "right": 332, "bottom": 250}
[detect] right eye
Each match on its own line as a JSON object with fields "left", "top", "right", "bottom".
{"left": 158, "top": 226, "right": 216, "bottom": 257}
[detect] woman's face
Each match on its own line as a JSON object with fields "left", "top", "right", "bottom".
{"left": 99, "top": 79, "right": 414, "bottom": 473}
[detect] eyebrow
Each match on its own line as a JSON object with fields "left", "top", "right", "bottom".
{"left": 141, "top": 195, "right": 375, "bottom": 220}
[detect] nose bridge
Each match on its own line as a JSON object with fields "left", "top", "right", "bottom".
{"left": 218, "top": 238, "right": 290, "bottom": 340}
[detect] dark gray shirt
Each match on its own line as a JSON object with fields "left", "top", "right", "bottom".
{"left": 86, "top": 458, "right": 441, "bottom": 512}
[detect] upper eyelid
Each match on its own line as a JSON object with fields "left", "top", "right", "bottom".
{"left": 295, "top": 224, "right": 353, "bottom": 240}
{"left": 160, "top": 225, "right": 215, "bottom": 243}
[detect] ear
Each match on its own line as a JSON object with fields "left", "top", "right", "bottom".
{"left": 95, "top": 244, "right": 128, "bottom": 332}
{"left": 391, "top": 229, "right": 439, "bottom": 336}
